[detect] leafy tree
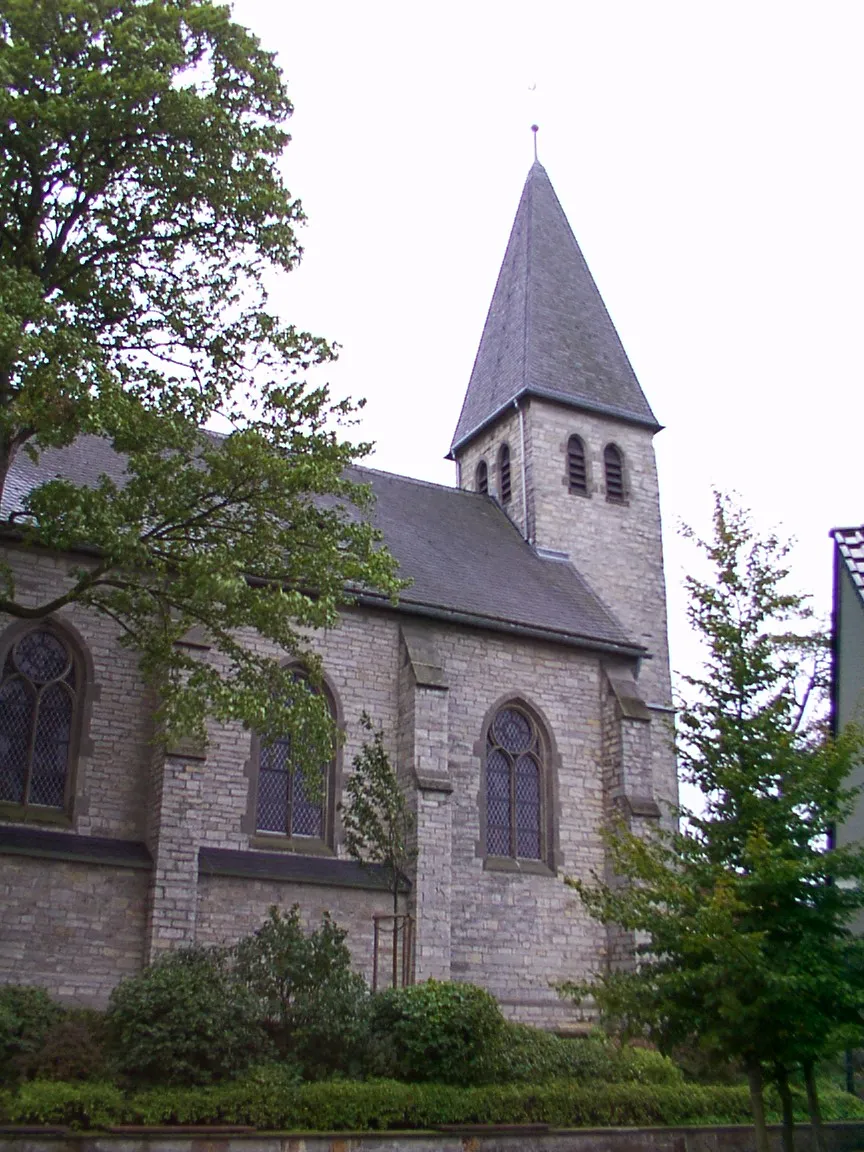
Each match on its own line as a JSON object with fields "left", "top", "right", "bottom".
{"left": 233, "top": 904, "right": 368, "bottom": 1079}
{"left": 0, "top": 0, "right": 401, "bottom": 751}
{"left": 341, "top": 713, "right": 416, "bottom": 917}
{"left": 568, "top": 494, "right": 864, "bottom": 1152}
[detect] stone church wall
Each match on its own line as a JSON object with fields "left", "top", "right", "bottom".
{"left": 0, "top": 545, "right": 655, "bottom": 1026}
{"left": 0, "top": 856, "right": 148, "bottom": 1004}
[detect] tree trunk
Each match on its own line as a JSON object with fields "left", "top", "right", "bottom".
{"left": 803, "top": 1060, "right": 827, "bottom": 1152}
{"left": 747, "top": 1061, "right": 771, "bottom": 1152}
{"left": 773, "top": 1062, "right": 795, "bottom": 1152}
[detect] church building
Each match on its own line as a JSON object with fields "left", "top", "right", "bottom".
{"left": 0, "top": 162, "right": 677, "bottom": 1029}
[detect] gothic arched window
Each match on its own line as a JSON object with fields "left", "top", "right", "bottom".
{"left": 254, "top": 674, "right": 335, "bottom": 846}
{"left": 476, "top": 459, "right": 488, "bottom": 495}
{"left": 0, "top": 625, "right": 81, "bottom": 814}
{"left": 567, "top": 434, "right": 588, "bottom": 495}
{"left": 485, "top": 704, "right": 545, "bottom": 860}
{"left": 604, "top": 443, "right": 626, "bottom": 502}
{"left": 498, "top": 443, "right": 512, "bottom": 504}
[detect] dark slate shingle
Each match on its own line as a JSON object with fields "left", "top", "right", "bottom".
{"left": 2, "top": 439, "right": 638, "bottom": 654}
{"left": 450, "top": 162, "right": 660, "bottom": 454}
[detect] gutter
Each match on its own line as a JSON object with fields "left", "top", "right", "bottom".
{"left": 352, "top": 590, "right": 646, "bottom": 661}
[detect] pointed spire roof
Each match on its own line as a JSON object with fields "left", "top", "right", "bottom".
{"left": 450, "top": 162, "right": 660, "bottom": 455}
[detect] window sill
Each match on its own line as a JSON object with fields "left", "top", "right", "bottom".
{"left": 483, "top": 855, "right": 555, "bottom": 877}
{"left": 0, "top": 802, "right": 72, "bottom": 828}
{"left": 249, "top": 834, "right": 335, "bottom": 857}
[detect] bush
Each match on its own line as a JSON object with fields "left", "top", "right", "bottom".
{"left": 368, "top": 980, "right": 504, "bottom": 1085}
{"left": 0, "top": 986, "right": 63, "bottom": 1081}
{"left": 234, "top": 905, "right": 369, "bottom": 1080}
{"left": 6, "top": 1074, "right": 864, "bottom": 1131}
{"left": 482, "top": 1023, "right": 683, "bottom": 1086}
{"left": 22, "top": 1009, "right": 111, "bottom": 1083}
{"left": 107, "top": 946, "right": 268, "bottom": 1087}
{"left": 4, "top": 1079, "right": 125, "bottom": 1129}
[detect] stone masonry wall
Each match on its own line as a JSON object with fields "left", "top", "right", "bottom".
{"left": 0, "top": 546, "right": 153, "bottom": 840}
{"left": 523, "top": 401, "right": 677, "bottom": 811}
{"left": 195, "top": 875, "right": 393, "bottom": 987}
{"left": 0, "top": 542, "right": 653, "bottom": 1025}
{"left": 0, "top": 856, "right": 148, "bottom": 1005}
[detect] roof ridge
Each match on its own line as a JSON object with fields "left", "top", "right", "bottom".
{"left": 352, "top": 463, "right": 485, "bottom": 498}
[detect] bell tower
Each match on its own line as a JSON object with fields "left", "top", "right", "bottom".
{"left": 450, "top": 160, "right": 676, "bottom": 809}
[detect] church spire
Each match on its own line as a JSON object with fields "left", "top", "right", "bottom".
{"left": 450, "top": 163, "right": 660, "bottom": 456}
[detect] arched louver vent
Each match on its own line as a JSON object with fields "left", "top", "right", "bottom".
{"left": 499, "top": 444, "right": 511, "bottom": 504}
{"left": 604, "top": 444, "right": 625, "bottom": 502}
{"left": 476, "top": 459, "right": 488, "bottom": 494}
{"left": 567, "top": 435, "right": 588, "bottom": 494}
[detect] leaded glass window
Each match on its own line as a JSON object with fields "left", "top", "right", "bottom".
{"left": 255, "top": 677, "right": 331, "bottom": 840}
{"left": 485, "top": 705, "right": 543, "bottom": 860}
{"left": 0, "top": 628, "right": 78, "bottom": 810}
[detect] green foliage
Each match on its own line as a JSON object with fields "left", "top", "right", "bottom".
{"left": 483, "top": 1023, "right": 683, "bottom": 1086}
{"left": 0, "top": 0, "right": 402, "bottom": 750}
{"left": 340, "top": 714, "right": 416, "bottom": 912}
{"left": 4, "top": 1080, "right": 125, "bottom": 1129}
{"left": 20, "top": 1009, "right": 111, "bottom": 1083}
{"left": 233, "top": 905, "right": 369, "bottom": 1080}
{"left": 368, "top": 980, "right": 504, "bottom": 1085}
{"left": 0, "top": 985, "right": 63, "bottom": 1081}
{"left": 12, "top": 1074, "right": 864, "bottom": 1132}
{"left": 568, "top": 495, "right": 864, "bottom": 1148}
{"left": 107, "top": 946, "right": 268, "bottom": 1086}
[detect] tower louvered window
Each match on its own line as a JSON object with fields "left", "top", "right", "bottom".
{"left": 476, "top": 460, "right": 488, "bottom": 494}
{"left": 604, "top": 444, "right": 625, "bottom": 502}
{"left": 255, "top": 675, "right": 332, "bottom": 842}
{"left": 485, "top": 705, "right": 544, "bottom": 860}
{"left": 0, "top": 627, "right": 79, "bottom": 812}
{"left": 567, "top": 435, "right": 588, "bottom": 494}
{"left": 498, "top": 444, "right": 511, "bottom": 504}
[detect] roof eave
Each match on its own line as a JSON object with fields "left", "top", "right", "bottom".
{"left": 447, "top": 386, "right": 662, "bottom": 459}
{"left": 352, "top": 589, "right": 646, "bottom": 660}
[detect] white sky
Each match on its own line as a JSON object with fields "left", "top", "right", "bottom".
{"left": 231, "top": 0, "right": 863, "bottom": 698}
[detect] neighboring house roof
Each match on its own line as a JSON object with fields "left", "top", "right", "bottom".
{"left": 450, "top": 161, "right": 660, "bottom": 456}
{"left": 1, "top": 436, "right": 639, "bottom": 657}
{"left": 832, "top": 526, "right": 864, "bottom": 605}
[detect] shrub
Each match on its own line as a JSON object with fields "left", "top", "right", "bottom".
{"left": 5, "top": 1079, "right": 125, "bottom": 1130}
{"left": 107, "top": 946, "right": 268, "bottom": 1087}
{"left": 368, "top": 980, "right": 504, "bottom": 1085}
{"left": 0, "top": 986, "right": 63, "bottom": 1081}
{"left": 23, "top": 1009, "right": 111, "bottom": 1083}
{"left": 234, "top": 905, "right": 369, "bottom": 1080}
{"left": 6, "top": 1075, "right": 864, "bottom": 1131}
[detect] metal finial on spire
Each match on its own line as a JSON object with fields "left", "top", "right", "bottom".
{"left": 531, "top": 124, "right": 539, "bottom": 162}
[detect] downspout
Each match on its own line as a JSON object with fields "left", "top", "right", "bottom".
{"left": 514, "top": 397, "right": 529, "bottom": 542}
{"left": 455, "top": 456, "right": 462, "bottom": 488}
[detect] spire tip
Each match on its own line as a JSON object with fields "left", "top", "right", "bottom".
{"left": 531, "top": 124, "right": 539, "bottom": 162}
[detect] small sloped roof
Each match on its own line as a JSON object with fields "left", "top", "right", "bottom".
{"left": 450, "top": 162, "right": 659, "bottom": 454}
{"left": 1, "top": 437, "right": 639, "bottom": 655}
{"left": 832, "top": 526, "right": 864, "bottom": 605}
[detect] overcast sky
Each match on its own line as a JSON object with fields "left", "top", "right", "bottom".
{"left": 231, "top": 0, "right": 863, "bottom": 695}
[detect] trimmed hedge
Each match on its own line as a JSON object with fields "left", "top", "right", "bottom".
{"left": 485, "top": 1023, "right": 684, "bottom": 1086}
{"left": 5, "top": 1075, "right": 864, "bottom": 1132}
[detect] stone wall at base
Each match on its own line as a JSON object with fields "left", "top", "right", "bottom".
{"left": 0, "top": 857, "right": 148, "bottom": 1005}
{"left": 2, "top": 1123, "right": 863, "bottom": 1152}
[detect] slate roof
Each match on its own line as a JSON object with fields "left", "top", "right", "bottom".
{"left": 1, "top": 438, "right": 639, "bottom": 655}
{"left": 450, "top": 162, "right": 660, "bottom": 455}
{"left": 832, "top": 526, "right": 864, "bottom": 605}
